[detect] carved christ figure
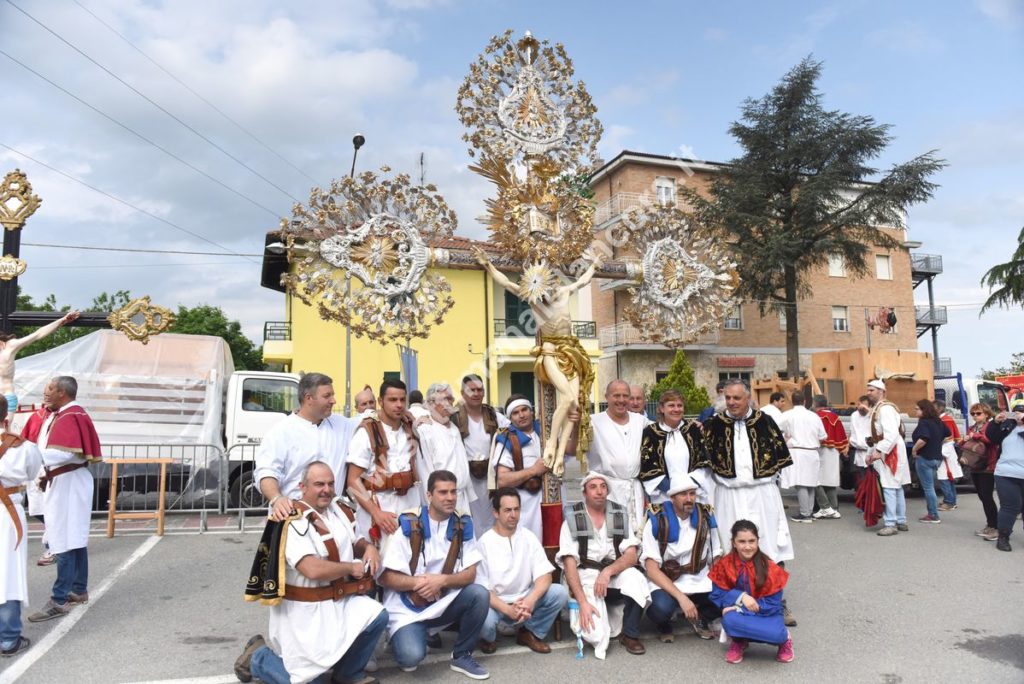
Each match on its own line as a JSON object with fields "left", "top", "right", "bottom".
{"left": 473, "top": 248, "right": 601, "bottom": 476}
{"left": 0, "top": 310, "right": 80, "bottom": 414}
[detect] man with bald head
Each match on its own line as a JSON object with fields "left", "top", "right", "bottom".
{"left": 587, "top": 380, "right": 648, "bottom": 534}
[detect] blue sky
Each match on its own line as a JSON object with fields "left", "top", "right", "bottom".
{"left": 2, "top": 0, "right": 1021, "bottom": 376}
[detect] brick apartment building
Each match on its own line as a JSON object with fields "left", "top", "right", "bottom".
{"left": 588, "top": 150, "right": 945, "bottom": 405}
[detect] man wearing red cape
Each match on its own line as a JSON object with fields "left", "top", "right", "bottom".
{"left": 813, "top": 395, "right": 848, "bottom": 519}
{"left": 863, "top": 380, "right": 910, "bottom": 537}
{"left": 21, "top": 376, "right": 102, "bottom": 622}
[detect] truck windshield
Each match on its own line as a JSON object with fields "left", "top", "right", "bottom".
{"left": 242, "top": 378, "right": 298, "bottom": 414}
{"left": 978, "top": 383, "right": 1008, "bottom": 413}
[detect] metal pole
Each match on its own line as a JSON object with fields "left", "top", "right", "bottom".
{"left": 926, "top": 276, "right": 939, "bottom": 361}
{"left": 344, "top": 134, "right": 365, "bottom": 418}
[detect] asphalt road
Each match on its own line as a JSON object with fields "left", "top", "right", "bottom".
{"left": 2, "top": 488, "right": 1023, "bottom": 684}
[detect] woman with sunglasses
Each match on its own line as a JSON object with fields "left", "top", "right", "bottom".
{"left": 960, "top": 403, "right": 1000, "bottom": 541}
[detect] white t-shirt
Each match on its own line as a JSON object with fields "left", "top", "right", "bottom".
{"left": 478, "top": 526, "right": 554, "bottom": 602}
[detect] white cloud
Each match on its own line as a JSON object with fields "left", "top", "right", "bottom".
{"left": 975, "top": 0, "right": 1024, "bottom": 26}
{"left": 867, "top": 21, "right": 944, "bottom": 54}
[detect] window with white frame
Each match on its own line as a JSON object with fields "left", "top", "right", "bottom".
{"left": 778, "top": 310, "right": 799, "bottom": 331}
{"left": 828, "top": 254, "right": 846, "bottom": 277}
{"left": 724, "top": 304, "right": 743, "bottom": 330}
{"left": 876, "top": 254, "right": 892, "bottom": 280}
{"left": 655, "top": 177, "right": 676, "bottom": 206}
{"left": 832, "top": 305, "right": 850, "bottom": 332}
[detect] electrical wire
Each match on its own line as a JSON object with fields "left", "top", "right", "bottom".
{"left": 22, "top": 242, "right": 262, "bottom": 257}
{"left": 30, "top": 261, "right": 249, "bottom": 270}
{"left": 1, "top": 142, "right": 261, "bottom": 263}
{"left": 71, "top": 0, "right": 319, "bottom": 186}
{"left": 4, "top": 0, "right": 304, "bottom": 204}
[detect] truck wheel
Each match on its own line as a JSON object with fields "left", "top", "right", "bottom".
{"left": 229, "top": 469, "right": 265, "bottom": 509}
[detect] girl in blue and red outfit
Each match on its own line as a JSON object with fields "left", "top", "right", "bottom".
{"left": 709, "top": 519, "right": 794, "bottom": 664}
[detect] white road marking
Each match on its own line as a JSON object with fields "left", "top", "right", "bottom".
{"left": 0, "top": 534, "right": 163, "bottom": 684}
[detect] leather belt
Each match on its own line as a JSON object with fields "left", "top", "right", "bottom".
{"left": 40, "top": 462, "right": 88, "bottom": 492}
{"left": 370, "top": 469, "right": 415, "bottom": 496}
{"left": 1, "top": 485, "right": 26, "bottom": 549}
{"left": 284, "top": 576, "right": 375, "bottom": 602}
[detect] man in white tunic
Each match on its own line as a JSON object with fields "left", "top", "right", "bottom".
{"left": 23, "top": 377, "right": 101, "bottom": 623}
{"left": 347, "top": 378, "right": 422, "bottom": 540}
{"left": 760, "top": 392, "right": 786, "bottom": 426}
{"left": 0, "top": 401, "right": 42, "bottom": 656}
{"left": 588, "top": 380, "right": 648, "bottom": 535}
{"left": 866, "top": 380, "right": 911, "bottom": 537}
{"left": 255, "top": 373, "right": 352, "bottom": 522}
{"left": 455, "top": 374, "right": 509, "bottom": 538}
{"left": 642, "top": 477, "right": 723, "bottom": 641}
{"left": 493, "top": 396, "right": 548, "bottom": 541}
{"left": 813, "top": 394, "right": 848, "bottom": 519}
{"left": 692, "top": 379, "right": 794, "bottom": 623}
{"left": 379, "top": 470, "right": 490, "bottom": 680}
{"left": 235, "top": 462, "right": 386, "bottom": 684}
{"left": 558, "top": 472, "right": 650, "bottom": 659}
{"left": 477, "top": 487, "right": 567, "bottom": 654}
{"left": 418, "top": 383, "right": 476, "bottom": 512}
{"left": 847, "top": 395, "right": 873, "bottom": 489}
{"left": 777, "top": 391, "right": 826, "bottom": 523}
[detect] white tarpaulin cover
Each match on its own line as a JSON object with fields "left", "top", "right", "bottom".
{"left": 12, "top": 330, "right": 233, "bottom": 449}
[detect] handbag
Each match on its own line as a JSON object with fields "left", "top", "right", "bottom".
{"left": 958, "top": 438, "right": 988, "bottom": 469}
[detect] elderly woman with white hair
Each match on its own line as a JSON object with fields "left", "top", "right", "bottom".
{"left": 416, "top": 382, "right": 477, "bottom": 512}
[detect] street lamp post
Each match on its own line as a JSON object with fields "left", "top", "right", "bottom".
{"left": 344, "top": 134, "right": 365, "bottom": 417}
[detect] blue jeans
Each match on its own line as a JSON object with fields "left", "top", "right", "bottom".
{"left": 251, "top": 609, "right": 388, "bottom": 684}
{"left": 938, "top": 479, "right": 957, "bottom": 505}
{"left": 882, "top": 487, "right": 907, "bottom": 527}
{"left": 0, "top": 600, "right": 22, "bottom": 650}
{"left": 480, "top": 583, "right": 567, "bottom": 642}
{"left": 53, "top": 547, "right": 88, "bottom": 603}
{"left": 646, "top": 589, "right": 721, "bottom": 630}
{"left": 391, "top": 583, "right": 489, "bottom": 668}
{"left": 915, "top": 458, "right": 941, "bottom": 518}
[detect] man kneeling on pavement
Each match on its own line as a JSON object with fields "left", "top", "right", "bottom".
{"left": 378, "top": 470, "right": 491, "bottom": 680}
{"left": 236, "top": 461, "right": 386, "bottom": 684}
{"left": 641, "top": 476, "right": 723, "bottom": 642}
{"left": 477, "top": 486, "right": 568, "bottom": 654}
{"left": 558, "top": 471, "right": 650, "bottom": 659}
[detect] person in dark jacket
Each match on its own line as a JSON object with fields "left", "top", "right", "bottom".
{"left": 911, "top": 399, "right": 950, "bottom": 524}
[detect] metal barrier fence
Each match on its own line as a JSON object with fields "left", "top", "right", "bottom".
{"left": 222, "top": 444, "right": 267, "bottom": 512}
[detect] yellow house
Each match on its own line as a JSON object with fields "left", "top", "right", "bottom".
{"left": 260, "top": 234, "right": 601, "bottom": 412}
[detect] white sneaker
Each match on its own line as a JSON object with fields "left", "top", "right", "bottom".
{"left": 826, "top": 508, "right": 842, "bottom": 519}
{"left": 811, "top": 509, "right": 829, "bottom": 519}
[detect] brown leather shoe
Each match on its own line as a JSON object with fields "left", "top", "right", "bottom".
{"left": 516, "top": 628, "right": 551, "bottom": 654}
{"left": 618, "top": 634, "right": 646, "bottom": 655}
{"left": 478, "top": 639, "right": 497, "bottom": 654}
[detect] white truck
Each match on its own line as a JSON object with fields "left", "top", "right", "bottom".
{"left": 13, "top": 330, "right": 300, "bottom": 510}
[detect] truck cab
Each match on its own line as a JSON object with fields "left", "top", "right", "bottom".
{"left": 934, "top": 374, "right": 1010, "bottom": 432}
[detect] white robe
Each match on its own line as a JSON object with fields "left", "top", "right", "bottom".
{"left": 478, "top": 527, "right": 554, "bottom": 603}
{"left": 587, "top": 411, "right": 647, "bottom": 535}
{"left": 870, "top": 403, "right": 911, "bottom": 489}
{"left": 706, "top": 410, "right": 794, "bottom": 563}
{"left": 347, "top": 421, "right": 422, "bottom": 536}
{"left": 640, "top": 507, "right": 723, "bottom": 594}
{"left": 778, "top": 406, "right": 825, "bottom": 488}
{"left": 848, "top": 411, "right": 873, "bottom": 468}
{"left": 556, "top": 513, "right": 650, "bottom": 660}
{"left": 641, "top": 422, "right": 693, "bottom": 508}
{"left": 938, "top": 415, "right": 964, "bottom": 481}
{"left": 270, "top": 503, "right": 383, "bottom": 683}
{"left": 1, "top": 439, "right": 42, "bottom": 604}
{"left": 418, "top": 420, "right": 477, "bottom": 512}
{"left": 38, "top": 403, "right": 95, "bottom": 555}
{"left": 253, "top": 413, "right": 352, "bottom": 499}
{"left": 494, "top": 431, "right": 543, "bottom": 541}
{"left": 462, "top": 412, "right": 509, "bottom": 538}
{"left": 761, "top": 404, "right": 783, "bottom": 426}
{"left": 380, "top": 512, "right": 483, "bottom": 636}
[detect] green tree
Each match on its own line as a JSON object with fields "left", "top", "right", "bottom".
{"left": 980, "top": 226, "right": 1024, "bottom": 314}
{"left": 684, "top": 57, "right": 946, "bottom": 376}
{"left": 981, "top": 352, "right": 1024, "bottom": 380}
{"left": 15, "top": 289, "right": 133, "bottom": 357}
{"left": 649, "top": 350, "right": 710, "bottom": 414}
{"left": 170, "top": 304, "right": 264, "bottom": 370}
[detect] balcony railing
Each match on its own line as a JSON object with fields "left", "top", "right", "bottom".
{"left": 593, "top": 192, "right": 688, "bottom": 225}
{"left": 934, "top": 357, "right": 952, "bottom": 376}
{"left": 599, "top": 323, "right": 719, "bottom": 348}
{"left": 493, "top": 319, "right": 597, "bottom": 339}
{"left": 264, "top": 321, "right": 291, "bottom": 341}
{"left": 914, "top": 305, "right": 948, "bottom": 326}
{"left": 911, "top": 253, "right": 943, "bottom": 275}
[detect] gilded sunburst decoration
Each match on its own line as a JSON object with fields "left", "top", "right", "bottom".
{"left": 280, "top": 168, "right": 457, "bottom": 343}
{"left": 518, "top": 260, "right": 559, "bottom": 305}
{"left": 620, "top": 205, "right": 738, "bottom": 346}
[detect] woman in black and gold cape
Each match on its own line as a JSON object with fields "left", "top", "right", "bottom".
{"left": 640, "top": 390, "right": 708, "bottom": 508}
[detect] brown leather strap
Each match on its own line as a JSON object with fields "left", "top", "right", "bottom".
{"left": 371, "top": 470, "right": 415, "bottom": 495}
{"left": 578, "top": 558, "right": 614, "bottom": 571}
{"left": 361, "top": 418, "right": 419, "bottom": 494}
{"left": 405, "top": 514, "right": 463, "bottom": 609}
{"left": 40, "top": 462, "right": 87, "bottom": 492}
{"left": 508, "top": 431, "right": 542, "bottom": 494}
{"left": 0, "top": 485, "right": 25, "bottom": 550}
{"left": 286, "top": 501, "right": 375, "bottom": 602}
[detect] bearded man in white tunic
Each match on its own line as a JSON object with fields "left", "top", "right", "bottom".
{"left": 777, "top": 391, "right": 826, "bottom": 523}
{"left": 477, "top": 487, "right": 567, "bottom": 654}
{"left": 587, "top": 380, "right": 648, "bottom": 535}
{"left": 493, "top": 396, "right": 549, "bottom": 541}
{"left": 346, "top": 378, "right": 422, "bottom": 540}
{"left": 847, "top": 395, "right": 873, "bottom": 488}
{"left": 865, "top": 380, "right": 911, "bottom": 537}
{"left": 0, "top": 399, "right": 42, "bottom": 657}
{"left": 455, "top": 374, "right": 509, "bottom": 538}
{"left": 256, "top": 373, "right": 353, "bottom": 523}
{"left": 558, "top": 472, "right": 650, "bottom": 659}
{"left": 235, "top": 462, "right": 386, "bottom": 684}
{"left": 417, "top": 383, "right": 476, "bottom": 512}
